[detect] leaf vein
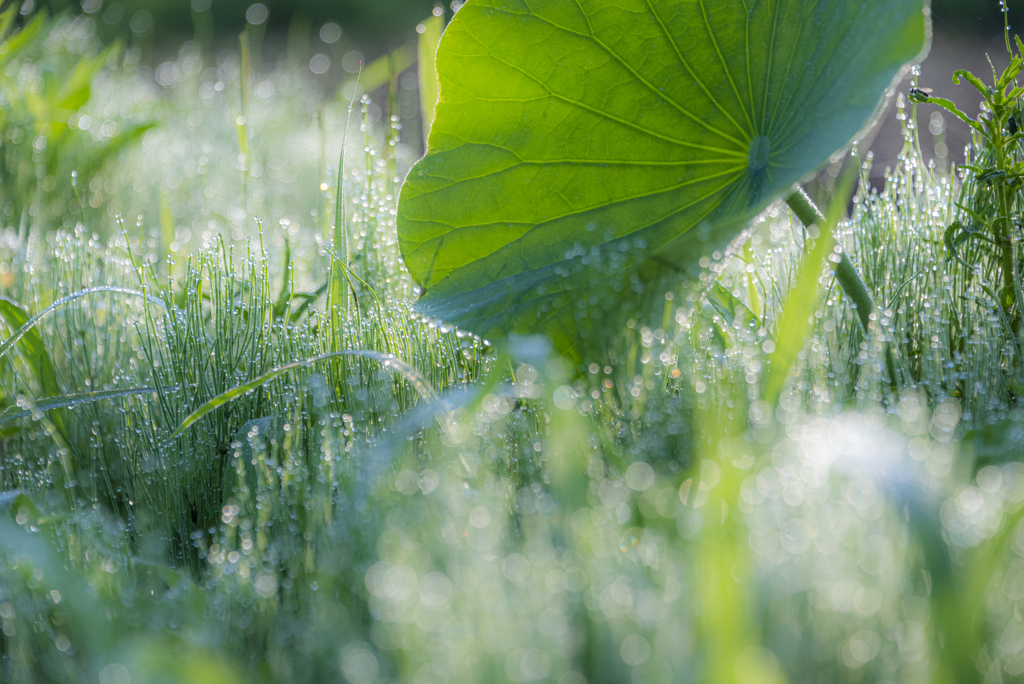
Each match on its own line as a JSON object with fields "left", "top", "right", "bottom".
{"left": 453, "top": 44, "right": 745, "bottom": 157}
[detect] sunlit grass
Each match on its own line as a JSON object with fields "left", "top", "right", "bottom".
{"left": 2, "top": 11, "right": 1024, "bottom": 684}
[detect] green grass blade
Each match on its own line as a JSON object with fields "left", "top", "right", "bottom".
{"left": 167, "top": 350, "right": 444, "bottom": 441}
{"left": 706, "top": 283, "right": 761, "bottom": 335}
{"left": 0, "top": 298, "right": 62, "bottom": 397}
{"left": 328, "top": 66, "right": 360, "bottom": 321}
{"left": 0, "top": 298, "right": 71, "bottom": 444}
{"left": 762, "top": 227, "right": 836, "bottom": 405}
{"left": 0, "top": 287, "right": 164, "bottom": 363}
{"left": 0, "top": 387, "right": 180, "bottom": 430}
{"left": 764, "top": 175, "right": 856, "bottom": 405}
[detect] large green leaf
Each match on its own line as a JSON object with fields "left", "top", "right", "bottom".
{"left": 398, "top": 0, "right": 929, "bottom": 340}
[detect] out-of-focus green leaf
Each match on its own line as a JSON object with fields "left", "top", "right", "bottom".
{"left": 73, "top": 121, "right": 157, "bottom": 180}
{"left": 132, "top": 558, "right": 185, "bottom": 588}
{"left": 0, "top": 11, "right": 49, "bottom": 67}
{"left": 23, "top": 44, "right": 120, "bottom": 142}
{"left": 963, "top": 410, "right": 1024, "bottom": 470}
{"left": 0, "top": 4, "right": 18, "bottom": 45}
{"left": 764, "top": 172, "right": 855, "bottom": 404}
{"left": 136, "top": 644, "right": 243, "bottom": 684}
{"left": 417, "top": 14, "right": 444, "bottom": 142}
{"left": 0, "top": 490, "right": 30, "bottom": 517}
{"left": 57, "top": 44, "right": 119, "bottom": 113}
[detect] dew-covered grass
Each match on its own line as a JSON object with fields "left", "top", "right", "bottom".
{"left": 3, "top": 11, "right": 1024, "bottom": 684}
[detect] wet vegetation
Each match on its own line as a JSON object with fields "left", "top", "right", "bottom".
{"left": 4, "top": 2, "right": 1024, "bottom": 684}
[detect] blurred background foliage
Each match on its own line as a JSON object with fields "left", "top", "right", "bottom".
{"left": 9, "top": 0, "right": 1018, "bottom": 203}
{"left": 12, "top": 0, "right": 1013, "bottom": 57}
{"left": 32, "top": 0, "right": 447, "bottom": 55}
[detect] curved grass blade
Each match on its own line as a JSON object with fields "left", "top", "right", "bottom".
{"left": 0, "top": 298, "right": 63, "bottom": 397}
{"left": 168, "top": 350, "right": 447, "bottom": 441}
{"left": 0, "top": 286, "right": 166, "bottom": 363}
{"left": 763, "top": 172, "right": 855, "bottom": 405}
{"left": 0, "top": 298, "right": 70, "bottom": 444}
{"left": 0, "top": 386, "right": 180, "bottom": 430}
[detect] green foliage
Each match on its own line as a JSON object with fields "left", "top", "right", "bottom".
{"left": 397, "top": 0, "right": 929, "bottom": 343}
{"left": 7, "top": 8, "right": 1024, "bottom": 684}
{"left": 416, "top": 13, "right": 443, "bottom": 142}
{"left": 166, "top": 348, "right": 442, "bottom": 441}
{"left": 762, "top": 192, "right": 839, "bottom": 405}
{"left": 910, "top": 38, "right": 1024, "bottom": 328}
{"left": 0, "top": 10, "right": 153, "bottom": 236}
{"left": 907, "top": 27, "right": 1024, "bottom": 404}
{"left": 0, "top": 297, "right": 70, "bottom": 446}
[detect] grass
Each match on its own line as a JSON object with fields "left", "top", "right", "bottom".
{"left": 2, "top": 9, "right": 1024, "bottom": 684}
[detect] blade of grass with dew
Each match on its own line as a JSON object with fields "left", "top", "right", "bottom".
{"left": 328, "top": 64, "right": 360, "bottom": 323}
{"left": 272, "top": 237, "right": 292, "bottom": 319}
{"left": 705, "top": 283, "right": 761, "bottom": 343}
{"left": 0, "top": 298, "right": 72, "bottom": 446}
{"left": 0, "top": 287, "right": 164, "bottom": 362}
{"left": 167, "top": 349, "right": 448, "bottom": 441}
{"left": 763, "top": 173, "right": 856, "bottom": 405}
{"left": 0, "top": 387, "right": 180, "bottom": 430}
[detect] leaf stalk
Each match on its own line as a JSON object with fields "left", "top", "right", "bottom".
{"left": 784, "top": 189, "right": 876, "bottom": 331}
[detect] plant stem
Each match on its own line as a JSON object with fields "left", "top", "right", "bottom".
{"left": 785, "top": 189, "right": 899, "bottom": 388}
{"left": 990, "top": 98, "right": 1018, "bottom": 324}
{"left": 784, "top": 189, "right": 876, "bottom": 331}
